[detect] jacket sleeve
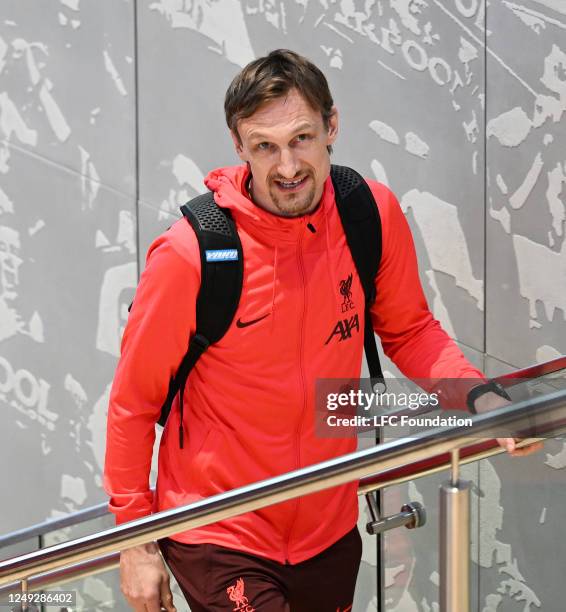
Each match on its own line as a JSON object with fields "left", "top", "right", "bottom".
{"left": 367, "top": 180, "right": 485, "bottom": 403}
{"left": 103, "top": 222, "right": 199, "bottom": 525}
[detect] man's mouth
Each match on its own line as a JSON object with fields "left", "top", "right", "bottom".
{"left": 274, "top": 175, "right": 309, "bottom": 192}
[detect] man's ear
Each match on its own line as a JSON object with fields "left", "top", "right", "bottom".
{"left": 327, "top": 106, "right": 339, "bottom": 145}
{"left": 231, "top": 130, "right": 247, "bottom": 162}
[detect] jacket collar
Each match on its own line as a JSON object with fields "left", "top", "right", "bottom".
{"left": 204, "top": 165, "right": 334, "bottom": 245}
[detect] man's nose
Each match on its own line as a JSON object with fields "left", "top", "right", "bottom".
{"left": 276, "top": 148, "right": 299, "bottom": 179}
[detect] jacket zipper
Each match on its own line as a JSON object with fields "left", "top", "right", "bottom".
{"left": 283, "top": 223, "right": 308, "bottom": 564}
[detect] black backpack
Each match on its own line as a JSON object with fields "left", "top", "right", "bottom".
{"left": 158, "top": 165, "right": 385, "bottom": 447}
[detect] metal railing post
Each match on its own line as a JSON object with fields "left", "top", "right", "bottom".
{"left": 439, "top": 448, "right": 471, "bottom": 612}
{"left": 21, "top": 577, "right": 28, "bottom": 611}
{"left": 364, "top": 490, "right": 383, "bottom": 612}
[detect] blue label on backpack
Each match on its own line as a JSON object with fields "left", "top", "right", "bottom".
{"left": 205, "top": 249, "right": 238, "bottom": 262}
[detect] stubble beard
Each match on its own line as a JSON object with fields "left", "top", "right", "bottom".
{"left": 267, "top": 171, "right": 317, "bottom": 217}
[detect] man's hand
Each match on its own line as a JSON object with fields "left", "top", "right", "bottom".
{"left": 120, "top": 542, "right": 176, "bottom": 612}
{"left": 472, "top": 391, "right": 544, "bottom": 457}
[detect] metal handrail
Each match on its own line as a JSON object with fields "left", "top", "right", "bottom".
{"left": 0, "top": 504, "right": 110, "bottom": 550}
{"left": 0, "top": 439, "right": 539, "bottom": 595}
{"left": 0, "top": 437, "right": 540, "bottom": 552}
{"left": 4, "top": 355, "right": 565, "bottom": 551}
{"left": 0, "top": 438, "right": 515, "bottom": 551}
{"left": 1, "top": 388, "right": 565, "bottom": 593}
{"left": 498, "top": 355, "right": 566, "bottom": 384}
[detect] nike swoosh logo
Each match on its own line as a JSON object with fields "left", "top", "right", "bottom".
{"left": 236, "top": 313, "right": 270, "bottom": 328}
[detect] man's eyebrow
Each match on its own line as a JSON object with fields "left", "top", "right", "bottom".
{"left": 290, "top": 122, "right": 315, "bottom": 134}
{"left": 247, "top": 131, "right": 269, "bottom": 142}
{"left": 248, "top": 122, "right": 316, "bottom": 142}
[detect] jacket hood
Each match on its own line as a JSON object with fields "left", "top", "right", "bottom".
{"left": 204, "top": 164, "right": 334, "bottom": 245}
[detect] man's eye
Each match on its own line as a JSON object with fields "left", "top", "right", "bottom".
{"left": 295, "top": 134, "right": 311, "bottom": 143}
{"left": 257, "top": 142, "right": 271, "bottom": 151}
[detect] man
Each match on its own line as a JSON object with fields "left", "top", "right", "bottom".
{"left": 104, "top": 49, "right": 541, "bottom": 611}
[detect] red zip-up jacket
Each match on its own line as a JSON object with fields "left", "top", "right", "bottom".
{"left": 103, "top": 165, "right": 483, "bottom": 563}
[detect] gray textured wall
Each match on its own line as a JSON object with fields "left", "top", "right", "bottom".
{"left": 1, "top": 1, "right": 565, "bottom": 610}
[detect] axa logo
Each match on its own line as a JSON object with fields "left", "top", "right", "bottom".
{"left": 325, "top": 314, "right": 360, "bottom": 345}
{"left": 226, "top": 577, "right": 255, "bottom": 612}
{"left": 339, "top": 273, "right": 354, "bottom": 313}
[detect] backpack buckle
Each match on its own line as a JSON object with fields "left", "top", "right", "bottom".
{"left": 191, "top": 333, "right": 211, "bottom": 353}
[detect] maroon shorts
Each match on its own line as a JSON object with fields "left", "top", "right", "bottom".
{"left": 158, "top": 527, "right": 362, "bottom": 611}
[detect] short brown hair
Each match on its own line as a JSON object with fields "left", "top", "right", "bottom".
{"left": 224, "top": 49, "right": 335, "bottom": 143}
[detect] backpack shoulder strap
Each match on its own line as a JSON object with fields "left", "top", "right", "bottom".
{"left": 330, "top": 165, "right": 385, "bottom": 390}
{"left": 182, "top": 192, "right": 244, "bottom": 340}
{"left": 158, "top": 191, "right": 243, "bottom": 447}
